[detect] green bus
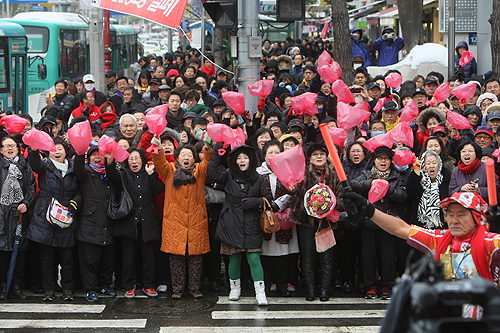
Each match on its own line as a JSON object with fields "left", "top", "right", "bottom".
{"left": 0, "top": 22, "right": 28, "bottom": 115}
{"left": 3, "top": 12, "right": 138, "bottom": 121}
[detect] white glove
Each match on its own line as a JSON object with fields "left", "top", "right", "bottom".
{"left": 151, "top": 134, "right": 161, "bottom": 148}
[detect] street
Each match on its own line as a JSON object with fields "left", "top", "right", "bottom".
{"left": 0, "top": 288, "right": 388, "bottom": 332}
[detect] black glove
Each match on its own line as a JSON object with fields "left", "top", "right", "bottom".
{"left": 341, "top": 192, "right": 375, "bottom": 219}
{"left": 271, "top": 201, "right": 280, "bottom": 212}
{"left": 68, "top": 200, "right": 78, "bottom": 216}
{"left": 241, "top": 198, "right": 256, "bottom": 210}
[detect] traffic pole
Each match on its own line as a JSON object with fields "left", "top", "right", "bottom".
{"left": 447, "top": 0, "right": 455, "bottom": 79}
{"left": 89, "top": 7, "right": 105, "bottom": 92}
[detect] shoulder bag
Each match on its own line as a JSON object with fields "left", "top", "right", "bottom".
{"left": 107, "top": 172, "right": 133, "bottom": 220}
{"left": 46, "top": 171, "right": 73, "bottom": 229}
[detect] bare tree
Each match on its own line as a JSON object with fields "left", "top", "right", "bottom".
{"left": 398, "top": 0, "right": 423, "bottom": 51}
{"left": 330, "top": 0, "right": 352, "bottom": 83}
{"left": 491, "top": 1, "right": 500, "bottom": 78}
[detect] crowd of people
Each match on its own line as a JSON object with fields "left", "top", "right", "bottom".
{"left": 0, "top": 29, "right": 499, "bottom": 307}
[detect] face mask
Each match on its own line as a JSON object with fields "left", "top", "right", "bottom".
{"left": 85, "top": 83, "right": 95, "bottom": 91}
{"left": 317, "top": 108, "right": 323, "bottom": 114}
{"left": 371, "top": 130, "right": 385, "bottom": 137}
{"left": 150, "top": 90, "right": 159, "bottom": 98}
{"left": 395, "top": 164, "right": 409, "bottom": 173}
{"left": 353, "top": 64, "right": 362, "bottom": 70}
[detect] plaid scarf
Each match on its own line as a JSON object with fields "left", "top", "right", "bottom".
{"left": 1, "top": 156, "right": 24, "bottom": 206}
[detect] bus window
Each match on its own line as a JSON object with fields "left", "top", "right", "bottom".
{"left": 24, "top": 26, "right": 49, "bottom": 53}
{"left": 60, "top": 29, "right": 87, "bottom": 77}
{"left": 0, "top": 40, "right": 9, "bottom": 93}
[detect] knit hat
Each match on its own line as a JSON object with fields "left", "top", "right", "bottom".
{"left": 475, "top": 126, "right": 494, "bottom": 138}
{"left": 372, "top": 146, "right": 394, "bottom": 160}
{"left": 463, "top": 105, "right": 483, "bottom": 121}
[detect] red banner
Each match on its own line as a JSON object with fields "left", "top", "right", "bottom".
{"left": 91, "top": 0, "right": 188, "bottom": 29}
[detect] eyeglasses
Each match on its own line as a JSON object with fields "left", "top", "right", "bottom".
{"left": 350, "top": 149, "right": 363, "bottom": 154}
{"left": 376, "top": 156, "right": 391, "bottom": 161}
{"left": 476, "top": 135, "right": 492, "bottom": 140}
{"left": 2, "top": 144, "right": 16, "bottom": 149}
{"left": 311, "top": 152, "right": 326, "bottom": 157}
{"left": 266, "top": 150, "right": 281, "bottom": 156}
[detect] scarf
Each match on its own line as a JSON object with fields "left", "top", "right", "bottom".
{"left": 50, "top": 158, "right": 69, "bottom": 177}
{"left": 100, "top": 112, "right": 117, "bottom": 131}
{"left": 434, "top": 224, "right": 492, "bottom": 282}
{"left": 418, "top": 151, "right": 444, "bottom": 229}
{"left": 383, "top": 118, "right": 400, "bottom": 132}
{"left": 90, "top": 162, "right": 108, "bottom": 183}
{"left": 172, "top": 160, "right": 196, "bottom": 188}
{"left": 370, "top": 165, "right": 390, "bottom": 180}
{"left": 301, "top": 77, "right": 309, "bottom": 88}
{"left": 458, "top": 158, "right": 480, "bottom": 176}
{"left": 1, "top": 156, "right": 24, "bottom": 206}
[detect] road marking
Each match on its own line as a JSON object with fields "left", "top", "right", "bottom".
{"left": 0, "top": 304, "right": 106, "bottom": 313}
{"left": 212, "top": 310, "right": 386, "bottom": 320}
{"left": 160, "top": 327, "right": 380, "bottom": 332}
{"left": 0, "top": 319, "right": 147, "bottom": 329}
{"left": 217, "top": 296, "right": 389, "bottom": 305}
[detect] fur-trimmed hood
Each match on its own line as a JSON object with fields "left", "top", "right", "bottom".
{"left": 276, "top": 55, "right": 293, "bottom": 71}
{"left": 417, "top": 107, "right": 446, "bottom": 132}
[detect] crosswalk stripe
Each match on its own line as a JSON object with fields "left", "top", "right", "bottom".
{"left": 0, "top": 304, "right": 106, "bottom": 313}
{"left": 217, "top": 296, "right": 389, "bottom": 305}
{"left": 160, "top": 327, "right": 380, "bottom": 333}
{"left": 0, "top": 319, "right": 147, "bottom": 329}
{"left": 212, "top": 309, "right": 386, "bottom": 320}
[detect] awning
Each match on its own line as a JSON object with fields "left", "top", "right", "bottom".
{"left": 349, "top": 0, "right": 387, "bottom": 19}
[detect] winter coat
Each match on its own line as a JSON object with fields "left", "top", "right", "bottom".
{"left": 0, "top": 156, "right": 36, "bottom": 251}
{"left": 290, "top": 163, "right": 344, "bottom": 228}
{"left": 449, "top": 161, "right": 497, "bottom": 202}
{"left": 373, "top": 36, "right": 405, "bottom": 67}
{"left": 350, "top": 167, "right": 407, "bottom": 229}
{"left": 406, "top": 167, "right": 452, "bottom": 226}
{"left": 276, "top": 55, "right": 293, "bottom": 72}
{"left": 26, "top": 151, "right": 81, "bottom": 248}
{"left": 107, "top": 165, "right": 164, "bottom": 242}
{"left": 342, "top": 158, "right": 368, "bottom": 230}
{"left": 152, "top": 147, "right": 212, "bottom": 256}
{"left": 208, "top": 145, "right": 272, "bottom": 250}
{"left": 52, "top": 92, "right": 76, "bottom": 123}
{"left": 72, "top": 103, "right": 100, "bottom": 122}
{"left": 455, "top": 41, "right": 477, "bottom": 83}
{"left": 351, "top": 32, "right": 372, "bottom": 67}
{"left": 73, "top": 155, "right": 114, "bottom": 246}
{"left": 120, "top": 99, "right": 148, "bottom": 115}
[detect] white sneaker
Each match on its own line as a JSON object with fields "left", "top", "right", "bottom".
{"left": 229, "top": 279, "right": 241, "bottom": 301}
{"left": 254, "top": 281, "right": 268, "bottom": 306}
{"left": 157, "top": 285, "right": 167, "bottom": 293}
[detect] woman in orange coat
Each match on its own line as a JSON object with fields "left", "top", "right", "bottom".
{"left": 151, "top": 134, "right": 213, "bottom": 300}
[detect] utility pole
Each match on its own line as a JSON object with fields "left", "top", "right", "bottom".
{"left": 168, "top": 29, "right": 173, "bottom": 53}
{"left": 237, "top": 0, "right": 260, "bottom": 114}
{"left": 89, "top": 7, "right": 105, "bottom": 92}
{"left": 201, "top": 7, "right": 206, "bottom": 54}
{"left": 448, "top": 0, "right": 455, "bottom": 78}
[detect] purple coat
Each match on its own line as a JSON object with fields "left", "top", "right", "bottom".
{"left": 449, "top": 162, "right": 498, "bottom": 202}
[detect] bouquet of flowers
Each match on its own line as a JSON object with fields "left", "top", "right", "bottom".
{"left": 304, "top": 184, "right": 337, "bottom": 219}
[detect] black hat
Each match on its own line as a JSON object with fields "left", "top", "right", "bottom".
{"left": 382, "top": 27, "right": 395, "bottom": 35}
{"left": 182, "top": 112, "right": 198, "bottom": 119}
{"left": 482, "top": 147, "right": 495, "bottom": 159}
{"left": 367, "top": 82, "right": 381, "bottom": 90}
{"left": 288, "top": 119, "right": 306, "bottom": 132}
{"left": 316, "top": 95, "right": 327, "bottom": 106}
{"left": 381, "top": 100, "right": 398, "bottom": 112}
{"left": 38, "top": 116, "right": 57, "bottom": 128}
{"left": 105, "top": 70, "right": 117, "bottom": 77}
{"left": 86, "top": 144, "right": 99, "bottom": 162}
{"left": 412, "top": 88, "right": 427, "bottom": 97}
{"left": 373, "top": 146, "right": 394, "bottom": 159}
{"left": 423, "top": 77, "right": 438, "bottom": 86}
{"left": 149, "top": 78, "right": 161, "bottom": 86}
{"left": 463, "top": 105, "right": 482, "bottom": 120}
{"left": 213, "top": 99, "right": 227, "bottom": 108}
{"left": 306, "top": 143, "right": 328, "bottom": 159}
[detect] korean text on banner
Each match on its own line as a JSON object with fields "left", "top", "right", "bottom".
{"left": 90, "top": 0, "right": 188, "bottom": 29}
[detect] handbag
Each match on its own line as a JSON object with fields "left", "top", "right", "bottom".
{"left": 46, "top": 172, "right": 73, "bottom": 229}
{"left": 315, "top": 220, "right": 336, "bottom": 253}
{"left": 205, "top": 185, "right": 225, "bottom": 205}
{"left": 107, "top": 172, "right": 133, "bottom": 220}
{"left": 260, "top": 197, "right": 280, "bottom": 234}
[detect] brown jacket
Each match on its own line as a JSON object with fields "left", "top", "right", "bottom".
{"left": 152, "top": 148, "right": 213, "bottom": 256}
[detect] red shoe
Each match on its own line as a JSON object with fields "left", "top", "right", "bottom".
{"left": 365, "top": 287, "right": 378, "bottom": 299}
{"left": 124, "top": 287, "right": 136, "bottom": 298}
{"left": 143, "top": 288, "right": 158, "bottom": 297}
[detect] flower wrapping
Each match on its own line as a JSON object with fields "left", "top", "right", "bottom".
{"left": 304, "top": 183, "right": 337, "bottom": 219}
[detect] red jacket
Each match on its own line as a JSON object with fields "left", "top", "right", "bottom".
{"left": 72, "top": 103, "right": 99, "bottom": 122}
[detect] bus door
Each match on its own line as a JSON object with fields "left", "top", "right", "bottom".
{"left": 0, "top": 39, "right": 10, "bottom": 112}
{"left": 11, "top": 54, "right": 25, "bottom": 114}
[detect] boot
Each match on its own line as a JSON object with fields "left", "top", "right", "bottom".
{"left": 0, "top": 283, "right": 6, "bottom": 301}
{"left": 254, "top": 281, "right": 268, "bottom": 306}
{"left": 228, "top": 279, "right": 241, "bottom": 301}
{"left": 319, "top": 249, "right": 334, "bottom": 302}
{"left": 302, "top": 255, "right": 316, "bottom": 301}
{"left": 9, "top": 285, "right": 27, "bottom": 300}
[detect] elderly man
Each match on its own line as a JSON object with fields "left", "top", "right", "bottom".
{"left": 475, "top": 126, "right": 494, "bottom": 149}
{"left": 120, "top": 114, "right": 138, "bottom": 144}
{"left": 343, "top": 191, "right": 500, "bottom": 288}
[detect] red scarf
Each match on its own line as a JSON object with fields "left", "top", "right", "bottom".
{"left": 457, "top": 158, "right": 480, "bottom": 175}
{"left": 434, "top": 224, "right": 492, "bottom": 282}
{"left": 100, "top": 112, "right": 117, "bottom": 131}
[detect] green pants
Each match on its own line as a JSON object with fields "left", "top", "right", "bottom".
{"left": 228, "top": 252, "right": 264, "bottom": 281}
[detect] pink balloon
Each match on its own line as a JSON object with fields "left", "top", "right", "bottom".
{"left": 22, "top": 129, "right": 57, "bottom": 152}
{"left": 447, "top": 109, "right": 472, "bottom": 130}
{"left": 98, "top": 135, "right": 130, "bottom": 162}
{"left": 145, "top": 112, "right": 168, "bottom": 136}
{"left": 459, "top": 50, "right": 474, "bottom": 67}
{"left": 222, "top": 91, "right": 245, "bottom": 115}
{"left": 67, "top": 120, "right": 92, "bottom": 155}
{"left": 393, "top": 149, "right": 416, "bottom": 167}
{"left": 385, "top": 72, "right": 403, "bottom": 89}
{"left": 337, "top": 102, "right": 370, "bottom": 129}
{"left": 291, "top": 92, "right": 318, "bottom": 115}
{"left": 331, "top": 80, "right": 356, "bottom": 104}
{"left": 399, "top": 99, "right": 419, "bottom": 123}
{"left": 0, "top": 115, "right": 28, "bottom": 134}
{"left": 318, "top": 50, "right": 332, "bottom": 68}
{"left": 207, "top": 123, "right": 236, "bottom": 145}
{"left": 268, "top": 144, "right": 306, "bottom": 191}
{"left": 148, "top": 104, "right": 168, "bottom": 117}
{"left": 317, "top": 62, "right": 341, "bottom": 84}
{"left": 248, "top": 80, "right": 274, "bottom": 97}
{"left": 433, "top": 82, "right": 451, "bottom": 104}
{"left": 328, "top": 127, "right": 347, "bottom": 147}
{"left": 275, "top": 208, "right": 295, "bottom": 230}
{"left": 451, "top": 83, "right": 476, "bottom": 100}
{"left": 389, "top": 122, "right": 414, "bottom": 148}
{"left": 363, "top": 133, "right": 392, "bottom": 152}
{"left": 368, "top": 179, "right": 389, "bottom": 204}
{"left": 354, "top": 101, "right": 369, "bottom": 112}
{"left": 231, "top": 127, "right": 246, "bottom": 150}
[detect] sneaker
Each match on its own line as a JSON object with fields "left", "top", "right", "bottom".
{"left": 380, "top": 292, "right": 391, "bottom": 300}
{"left": 63, "top": 290, "right": 74, "bottom": 301}
{"left": 99, "top": 286, "right": 117, "bottom": 297}
{"left": 287, "top": 283, "right": 296, "bottom": 292}
{"left": 172, "top": 291, "right": 183, "bottom": 300}
{"left": 157, "top": 285, "right": 168, "bottom": 293}
{"left": 365, "top": 287, "right": 378, "bottom": 299}
{"left": 86, "top": 291, "right": 99, "bottom": 302}
{"left": 270, "top": 284, "right": 277, "bottom": 292}
{"left": 43, "top": 290, "right": 55, "bottom": 301}
{"left": 143, "top": 288, "right": 158, "bottom": 297}
{"left": 189, "top": 290, "right": 203, "bottom": 299}
{"left": 124, "top": 288, "right": 136, "bottom": 298}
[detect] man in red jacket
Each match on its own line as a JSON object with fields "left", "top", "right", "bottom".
{"left": 72, "top": 91, "right": 99, "bottom": 122}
